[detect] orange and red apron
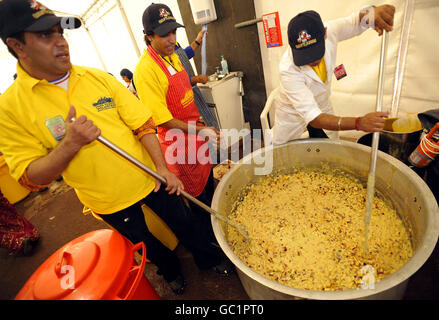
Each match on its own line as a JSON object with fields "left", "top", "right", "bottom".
{"left": 147, "top": 46, "right": 212, "bottom": 197}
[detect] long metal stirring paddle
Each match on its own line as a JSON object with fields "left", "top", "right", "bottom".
{"left": 364, "top": 30, "right": 388, "bottom": 253}
{"left": 69, "top": 119, "right": 250, "bottom": 240}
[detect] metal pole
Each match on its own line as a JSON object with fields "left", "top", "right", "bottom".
{"left": 115, "top": 0, "right": 141, "bottom": 58}
{"left": 365, "top": 30, "right": 388, "bottom": 252}
{"left": 234, "top": 18, "right": 262, "bottom": 29}
{"left": 370, "top": 30, "right": 388, "bottom": 173}
{"left": 85, "top": 134, "right": 248, "bottom": 239}
{"left": 82, "top": 0, "right": 100, "bottom": 20}
{"left": 84, "top": 26, "right": 108, "bottom": 72}
{"left": 390, "top": 0, "right": 415, "bottom": 118}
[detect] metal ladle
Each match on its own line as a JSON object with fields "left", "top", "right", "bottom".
{"left": 364, "top": 30, "right": 388, "bottom": 253}
{"left": 86, "top": 129, "right": 250, "bottom": 240}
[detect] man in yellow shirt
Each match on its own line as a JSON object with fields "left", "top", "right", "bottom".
{"left": 0, "top": 0, "right": 221, "bottom": 294}
{"left": 134, "top": 3, "right": 233, "bottom": 278}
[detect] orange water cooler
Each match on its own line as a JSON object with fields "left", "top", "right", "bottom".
{"left": 15, "top": 229, "right": 160, "bottom": 300}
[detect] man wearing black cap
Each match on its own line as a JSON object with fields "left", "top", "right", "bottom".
{"left": 271, "top": 5, "right": 395, "bottom": 145}
{"left": 0, "top": 0, "right": 222, "bottom": 296}
{"left": 134, "top": 3, "right": 234, "bottom": 290}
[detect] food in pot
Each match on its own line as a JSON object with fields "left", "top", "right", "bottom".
{"left": 227, "top": 167, "right": 413, "bottom": 291}
{"left": 213, "top": 160, "right": 234, "bottom": 180}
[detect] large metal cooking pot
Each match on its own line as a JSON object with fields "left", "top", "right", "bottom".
{"left": 211, "top": 139, "right": 439, "bottom": 300}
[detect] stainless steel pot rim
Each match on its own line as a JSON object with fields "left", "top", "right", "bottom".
{"left": 381, "top": 129, "right": 423, "bottom": 135}
{"left": 212, "top": 139, "right": 439, "bottom": 300}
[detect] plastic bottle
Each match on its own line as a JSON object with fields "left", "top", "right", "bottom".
{"left": 221, "top": 55, "right": 229, "bottom": 75}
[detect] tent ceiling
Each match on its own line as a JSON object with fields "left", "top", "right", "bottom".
{"left": 41, "top": 0, "right": 98, "bottom": 17}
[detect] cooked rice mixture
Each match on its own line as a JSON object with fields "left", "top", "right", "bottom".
{"left": 227, "top": 168, "right": 413, "bottom": 291}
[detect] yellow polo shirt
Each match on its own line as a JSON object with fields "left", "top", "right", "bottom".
{"left": 134, "top": 49, "right": 185, "bottom": 126}
{"left": 0, "top": 64, "right": 156, "bottom": 214}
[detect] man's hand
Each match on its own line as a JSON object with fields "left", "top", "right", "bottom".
{"left": 196, "top": 29, "right": 207, "bottom": 44}
{"left": 199, "top": 126, "right": 221, "bottom": 148}
{"left": 154, "top": 166, "right": 184, "bottom": 195}
{"left": 25, "top": 105, "right": 100, "bottom": 186}
{"left": 191, "top": 74, "right": 208, "bottom": 84}
{"left": 373, "top": 5, "right": 395, "bottom": 35}
{"left": 358, "top": 111, "right": 389, "bottom": 132}
{"left": 64, "top": 105, "right": 100, "bottom": 151}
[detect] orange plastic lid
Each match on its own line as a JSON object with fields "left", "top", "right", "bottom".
{"left": 16, "top": 229, "right": 137, "bottom": 300}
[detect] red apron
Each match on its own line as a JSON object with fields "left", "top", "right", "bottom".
{"left": 147, "top": 46, "right": 212, "bottom": 197}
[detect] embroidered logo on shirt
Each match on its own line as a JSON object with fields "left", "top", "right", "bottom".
{"left": 93, "top": 97, "right": 116, "bottom": 112}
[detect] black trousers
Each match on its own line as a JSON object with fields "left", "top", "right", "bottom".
{"left": 188, "top": 170, "right": 217, "bottom": 244}
{"left": 307, "top": 125, "right": 329, "bottom": 138}
{"left": 99, "top": 186, "right": 221, "bottom": 282}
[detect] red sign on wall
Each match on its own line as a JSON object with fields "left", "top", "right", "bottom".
{"left": 262, "top": 12, "right": 283, "bottom": 48}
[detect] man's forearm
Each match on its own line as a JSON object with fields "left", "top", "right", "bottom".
{"left": 140, "top": 133, "right": 169, "bottom": 170}
{"left": 190, "top": 41, "right": 200, "bottom": 51}
{"left": 160, "top": 118, "right": 202, "bottom": 134}
{"left": 140, "top": 132, "right": 185, "bottom": 194}
{"left": 26, "top": 139, "right": 81, "bottom": 185}
{"left": 309, "top": 112, "right": 387, "bottom": 132}
{"left": 309, "top": 114, "right": 356, "bottom": 131}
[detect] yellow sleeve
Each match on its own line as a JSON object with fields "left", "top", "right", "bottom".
{"left": 0, "top": 106, "right": 48, "bottom": 181}
{"left": 98, "top": 70, "right": 153, "bottom": 131}
{"left": 134, "top": 56, "right": 174, "bottom": 126}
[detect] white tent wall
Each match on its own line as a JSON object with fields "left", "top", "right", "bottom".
{"left": 0, "top": 0, "right": 191, "bottom": 92}
{"left": 63, "top": 28, "right": 104, "bottom": 71}
{"left": 0, "top": 44, "right": 17, "bottom": 93}
{"left": 254, "top": 0, "right": 439, "bottom": 138}
{"left": 86, "top": 5, "right": 140, "bottom": 76}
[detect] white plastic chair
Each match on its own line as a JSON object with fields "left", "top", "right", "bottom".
{"left": 260, "top": 87, "right": 280, "bottom": 132}
{"left": 260, "top": 87, "right": 309, "bottom": 143}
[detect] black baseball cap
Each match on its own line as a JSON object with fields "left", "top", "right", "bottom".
{"left": 0, "top": 0, "right": 81, "bottom": 43}
{"left": 142, "top": 3, "right": 184, "bottom": 37}
{"left": 288, "top": 10, "right": 325, "bottom": 66}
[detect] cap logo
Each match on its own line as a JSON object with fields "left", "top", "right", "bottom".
{"left": 295, "top": 30, "right": 316, "bottom": 49}
{"left": 158, "top": 7, "right": 175, "bottom": 24}
{"left": 297, "top": 30, "right": 311, "bottom": 43}
{"left": 159, "top": 8, "right": 171, "bottom": 18}
{"left": 29, "top": 0, "right": 53, "bottom": 19}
